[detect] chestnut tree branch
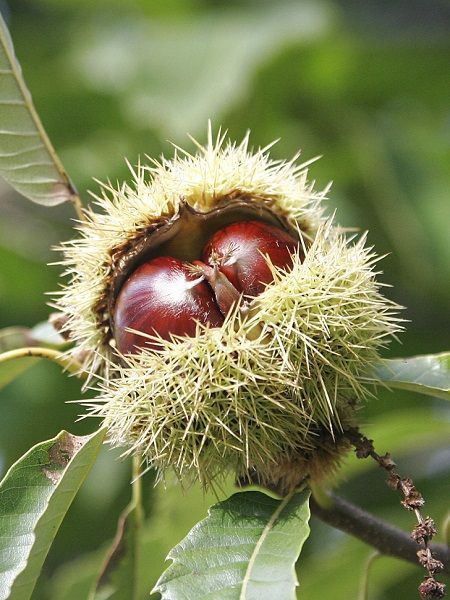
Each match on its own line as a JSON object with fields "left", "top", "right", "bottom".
{"left": 310, "top": 492, "right": 450, "bottom": 576}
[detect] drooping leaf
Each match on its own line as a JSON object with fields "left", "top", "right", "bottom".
{"left": 0, "top": 428, "right": 105, "bottom": 600}
{"left": 154, "top": 489, "right": 310, "bottom": 600}
{"left": 375, "top": 353, "right": 450, "bottom": 400}
{"left": 89, "top": 498, "right": 142, "bottom": 600}
{"left": 0, "top": 13, "right": 76, "bottom": 206}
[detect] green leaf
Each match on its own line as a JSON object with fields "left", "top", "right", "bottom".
{"left": 89, "top": 500, "right": 141, "bottom": 600}
{"left": 154, "top": 489, "right": 310, "bottom": 600}
{"left": 0, "top": 428, "right": 105, "bottom": 600}
{"left": 375, "top": 353, "right": 450, "bottom": 400}
{"left": 0, "top": 13, "right": 75, "bottom": 206}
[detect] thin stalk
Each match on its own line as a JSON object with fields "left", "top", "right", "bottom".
{"left": 131, "top": 454, "right": 144, "bottom": 600}
{"left": 358, "top": 551, "right": 380, "bottom": 600}
{"left": 0, "top": 346, "right": 83, "bottom": 377}
{"left": 70, "top": 189, "right": 86, "bottom": 222}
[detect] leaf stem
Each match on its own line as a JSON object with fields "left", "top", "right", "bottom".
{"left": 0, "top": 346, "right": 83, "bottom": 377}
{"left": 70, "top": 189, "right": 86, "bottom": 222}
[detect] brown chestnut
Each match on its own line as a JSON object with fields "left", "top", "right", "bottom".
{"left": 202, "top": 220, "right": 300, "bottom": 297}
{"left": 113, "top": 220, "right": 301, "bottom": 354}
{"left": 113, "top": 256, "right": 224, "bottom": 354}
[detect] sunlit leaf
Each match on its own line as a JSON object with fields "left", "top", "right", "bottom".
{"left": 375, "top": 353, "right": 450, "bottom": 400}
{"left": 0, "top": 428, "right": 105, "bottom": 600}
{"left": 0, "top": 13, "right": 76, "bottom": 206}
{"left": 154, "top": 489, "right": 310, "bottom": 600}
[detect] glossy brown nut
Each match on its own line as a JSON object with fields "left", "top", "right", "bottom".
{"left": 113, "top": 256, "right": 224, "bottom": 354}
{"left": 202, "top": 220, "right": 301, "bottom": 297}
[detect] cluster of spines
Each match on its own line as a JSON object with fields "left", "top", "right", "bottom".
{"left": 84, "top": 221, "right": 402, "bottom": 487}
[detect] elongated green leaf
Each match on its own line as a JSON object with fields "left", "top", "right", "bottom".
{"left": 0, "top": 13, "right": 76, "bottom": 206}
{"left": 375, "top": 353, "right": 450, "bottom": 400}
{"left": 0, "top": 428, "right": 105, "bottom": 600}
{"left": 154, "top": 489, "right": 310, "bottom": 600}
{"left": 89, "top": 500, "right": 141, "bottom": 600}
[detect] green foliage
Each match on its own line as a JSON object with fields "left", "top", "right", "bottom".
{"left": 0, "top": 429, "right": 104, "bottom": 600}
{"left": 49, "top": 478, "right": 236, "bottom": 600}
{"left": 376, "top": 353, "right": 450, "bottom": 401}
{"left": 154, "top": 490, "right": 311, "bottom": 600}
{"left": 0, "top": 2, "right": 449, "bottom": 600}
{"left": 0, "top": 13, "right": 74, "bottom": 206}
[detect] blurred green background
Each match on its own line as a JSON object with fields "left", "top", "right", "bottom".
{"left": 0, "top": 1, "right": 449, "bottom": 598}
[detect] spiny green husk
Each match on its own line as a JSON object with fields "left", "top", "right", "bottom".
{"left": 84, "top": 221, "right": 401, "bottom": 491}
{"left": 54, "top": 128, "right": 402, "bottom": 492}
